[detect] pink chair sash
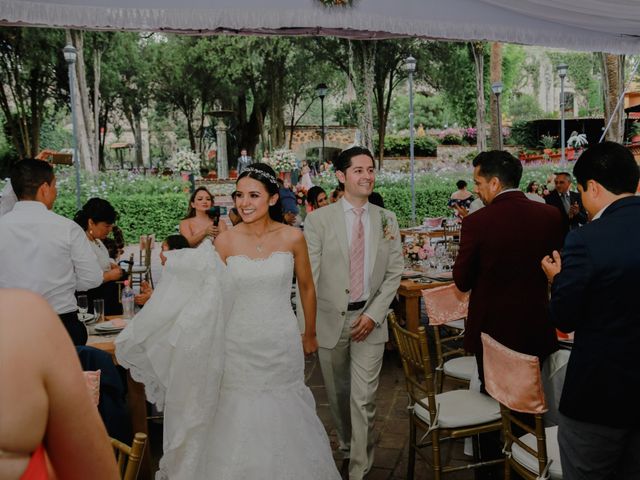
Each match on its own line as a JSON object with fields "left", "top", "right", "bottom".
{"left": 481, "top": 333, "right": 547, "bottom": 414}
{"left": 422, "top": 284, "right": 470, "bottom": 325}
{"left": 83, "top": 370, "right": 101, "bottom": 406}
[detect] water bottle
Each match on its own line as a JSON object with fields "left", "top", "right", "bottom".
{"left": 121, "top": 280, "right": 135, "bottom": 319}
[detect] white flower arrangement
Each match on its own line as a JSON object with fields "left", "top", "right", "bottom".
{"left": 267, "top": 149, "right": 297, "bottom": 173}
{"left": 567, "top": 133, "right": 588, "bottom": 148}
{"left": 168, "top": 149, "right": 201, "bottom": 173}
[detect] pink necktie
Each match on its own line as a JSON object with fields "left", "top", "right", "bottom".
{"left": 349, "top": 208, "right": 365, "bottom": 301}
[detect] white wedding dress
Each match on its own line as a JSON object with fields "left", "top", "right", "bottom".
{"left": 116, "top": 242, "right": 340, "bottom": 480}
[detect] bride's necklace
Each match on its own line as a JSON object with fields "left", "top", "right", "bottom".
{"left": 253, "top": 225, "right": 276, "bottom": 253}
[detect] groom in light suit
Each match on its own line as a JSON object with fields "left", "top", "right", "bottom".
{"left": 302, "top": 146, "right": 403, "bottom": 479}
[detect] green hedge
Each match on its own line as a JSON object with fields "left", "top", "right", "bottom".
{"left": 377, "top": 185, "right": 451, "bottom": 227}
{"left": 374, "top": 135, "right": 438, "bottom": 157}
{"left": 54, "top": 193, "right": 187, "bottom": 244}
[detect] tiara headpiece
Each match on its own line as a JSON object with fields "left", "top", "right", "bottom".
{"left": 242, "top": 167, "right": 278, "bottom": 186}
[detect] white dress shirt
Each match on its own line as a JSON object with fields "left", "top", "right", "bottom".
{"left": 342, "top": 198, "right": 371, "bottom": 302}
{"left": 90, "top": 239, "right": 114, "bottom": 272}
{"left": 0, "top": 201, "right": 103, "bottom": 314}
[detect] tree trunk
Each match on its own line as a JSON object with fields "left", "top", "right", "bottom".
{"left": 133, "top": 110, "right": 144, "bottom": 167}
{"left": 489, "top": 42, "right": 503, "bottom": 150}
{"left": 471, "top": 42, "right": 487, "bottom": 153}
{"left": 67, "top": 30, "right": 95, "bottom": 172}
{"left": 93, "top": 47, "right": 101, "bottom": 170}
{"left": 600, "top": 53, "right": 625, "bottom": 143}
{"left": 352, "top": 41, "right": 376, "bottom": 153}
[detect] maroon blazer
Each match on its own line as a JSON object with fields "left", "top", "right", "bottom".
{"left": 453, "top": 190, "right": 564, "bottom": 357}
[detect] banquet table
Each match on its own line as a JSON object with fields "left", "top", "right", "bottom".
{"left": 87, "top": 316, "right": 152, "bottom": 480}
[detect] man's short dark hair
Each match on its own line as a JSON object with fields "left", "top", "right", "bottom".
{"left": 472, "top": 150, "right": 522, "bottom": 189}
{"left": 456, "top": 180, "right": 467, "bottom": 190}
{"left": 334, "top": 146, "right": 376, "bottom": 174}
{"left": 573, "top": 141, "right": 639, "bottom": 195}
{"left": 554, "top": 172, "right": 572, "bottom": 181}
{"left": 10, "top": 159, "right": 54, "bottom": 200}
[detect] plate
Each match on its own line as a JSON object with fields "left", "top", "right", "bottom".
{"left": 94, "top": 318, "right": 128, "bottom": 332}
{"left": 78, "top": 312, "right": 95, "bottom": 323}
{"left": 402, "top": 270, "right": 424, "bottom": 279}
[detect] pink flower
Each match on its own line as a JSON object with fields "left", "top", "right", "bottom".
{"left": 418, "top": 248, "right": 428, "bottom": 260}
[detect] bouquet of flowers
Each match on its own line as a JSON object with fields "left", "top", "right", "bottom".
{"left": 268, "top": 149, "right": 297, "bottom": 173}
{"left": 168, "top": 149, "right": 201, "bottom": 173}
{"left": 403, "top": 234, "right": 435, "bottom": 265}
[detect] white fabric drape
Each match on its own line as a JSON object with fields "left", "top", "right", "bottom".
{"left": 1, "top": 0, "right": 639, "bottom": 53}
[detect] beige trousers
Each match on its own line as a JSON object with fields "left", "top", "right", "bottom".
{"left": 318, "top": 309, "right": 385, "bottom": 480}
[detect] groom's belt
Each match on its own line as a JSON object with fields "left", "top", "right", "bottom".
{"left": 347, "top": 300, "right": 367, "bottom": 311}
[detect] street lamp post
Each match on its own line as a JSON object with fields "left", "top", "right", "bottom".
{"left": 63, "top": 44, "right": 81, "bottom": 210}
{"left": 491, "top": 82, "right": 504, "bottom": 151}
{"left": 316, "top": 83, "right": 328, "bottom": 169}
{"left": 557, "top": 63, "right": 569, "bottom": 165}
{"left": 404, "top": 55, "right": 417, "bottom": 226}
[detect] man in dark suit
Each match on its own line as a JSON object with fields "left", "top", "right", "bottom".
{"left": 541, "top": 141, "right": 640, "bottom": 480}
{"left": 453, "top": 150, "right": 564, "bottom": 386}
{"left": 545, "top": 172, "right": 587, "bottom": 235}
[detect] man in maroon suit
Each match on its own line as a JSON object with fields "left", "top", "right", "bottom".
{"left": 453, "top": 150, "right": 564, "bottom": 387}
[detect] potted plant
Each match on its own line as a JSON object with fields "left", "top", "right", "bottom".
{"left": 629, "top": 122, "right": 640, "bottom": 144}
{"left": 567, "top": 132, "right": 588, "bottom": 159}
{"left": 539, "top": 134, "right": 557, "bottom": 155}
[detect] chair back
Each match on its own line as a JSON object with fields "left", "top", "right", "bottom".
{"left": 443, "top": 222, "right": 461, "bottom": 246}
{"left": 482, "top": 333, "right": 552, "bottom": 479}
{"left": 111, "top": 432, "right": 147, "bottom": 480}
{"left": 388, "top": 312, "right": 437, "bottom": 420}
{"left": 422, "top": 284, "right": 469, "bottom": 326}
{"left": 481, "top": 333, "right": 546, "bottom": 414}
{"left": 127, "top": 253, "right": 134, "bottom": 284}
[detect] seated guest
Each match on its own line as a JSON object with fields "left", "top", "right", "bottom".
{"left": 307, "top": 186, "right": 329, "bottom": 211}
{"left": 179, "top": 187, "right": 228, "bottom": 247}
{"left": 0, "top": 159, "right": 102, "bottom": 345}
{"left": 525, "top": 181, "right": 545, "bottom": 203}
{"left": 448, "top": 180, "right": 474, "bottom": 217}
{"left": 74, "top": 198, "right": 125, "bottom": 316}
{"left": 101, "top": 225, "right": 125, "bottom": 262}
{"left": 330, "top": 183, "right": 345, "bottom": 203}
{"left": 545, "top": 172, "right": 588, "bottom": 236}
{"left": 228, "top": 207, "right": 243, "bottom": 226}
{"left": 135, "top": 234, "right": 190, "bottom": 306}
{"left": 278, "top": 179, "right": 301, "bottom": 227}
{"left": 0, "top": 289, "right": 119, "bottom": 479}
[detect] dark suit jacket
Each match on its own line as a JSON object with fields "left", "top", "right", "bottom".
{"left": 549, "top": 195, "right": 640, "bottom": 427}
{"left": 545, "top": 190, "right": 588, "bottom": 235}
{"left": 453, "top": 191, "right": 564, "bottom": 358}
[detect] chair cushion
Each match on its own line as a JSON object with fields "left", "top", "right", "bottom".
{"left": 511, "top": 425, "right": 563, "bottom": 480}
{"left": 413, "top": 389, "right": 501, "bottom": 428}
{"left": 443, "top": 356, "right": 475, "bottom": 381}
{"left": 447, "top": 319, "right": 465, "bottom": 330}
{"left": 131, "top": 265, "right": 148, "bottom": 273}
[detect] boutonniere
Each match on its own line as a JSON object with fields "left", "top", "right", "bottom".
{"left": 380, "top": 212, "right": 396, "bottom": 241}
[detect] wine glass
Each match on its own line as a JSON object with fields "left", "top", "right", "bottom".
{"left": 77, "top": 295, "right": 89, "bottom": 315}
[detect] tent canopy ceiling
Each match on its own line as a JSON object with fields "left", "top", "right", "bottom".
{"left": 1, "top": 0, "right": 639, "bottom": 54}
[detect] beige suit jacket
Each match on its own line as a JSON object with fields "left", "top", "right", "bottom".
{"left": 300, "top": 199, "right": 403, "bottom": 349}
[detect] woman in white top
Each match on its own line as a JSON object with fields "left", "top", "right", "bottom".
{"left": 179, "top": 187, "right": 227, "bottom": 247}
{"left": 74, "top": 198, "right": 124, "bottom": 315}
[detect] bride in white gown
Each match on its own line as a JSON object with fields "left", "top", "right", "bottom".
{"left": 116, "top": 163, "right": 340, "bottom": 479}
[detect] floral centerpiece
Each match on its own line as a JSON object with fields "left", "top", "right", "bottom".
{"left": 168, "top": 149, "right": 201, "bottom": 174}
{"left": 403, "top": 234, "right": 435, "bottom": 267}
{"left": 267, "top": 149, "right": 298, "bottom": 173}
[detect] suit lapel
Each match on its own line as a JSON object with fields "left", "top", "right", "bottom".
{"left": 368, "top": 205, "right": 381, "bottom": 273}
{"left": 332, "top": 200, "right": 350, "bottom": 265}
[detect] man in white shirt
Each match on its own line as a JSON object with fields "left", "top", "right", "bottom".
{"left": 0, "top": 159, "right": 103, "bottom": 345}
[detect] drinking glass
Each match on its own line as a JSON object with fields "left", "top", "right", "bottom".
{"left": 93, "top": 299, "right": 105, "bottom": 323}
{"left": 77, "top": 295, "right": 88, "bottom": 315}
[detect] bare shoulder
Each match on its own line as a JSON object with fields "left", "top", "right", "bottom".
{"left": 214, "top": 228, "right": 235, "bottom": 257}
{"left": 0, "top": 290, "right": 53, "bottom": 328}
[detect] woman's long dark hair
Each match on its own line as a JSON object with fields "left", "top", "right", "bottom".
{"left": 74, "top": 197, "right": 118, "bottom": 231}
{"left": 237, "top": 163, "right": 284, "bottom": 223}
{"left": 184, "top": 186, "right": 214, "bottom": 219}
{"left": 307, "top": 185, "right": 326, "bottom": 209}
